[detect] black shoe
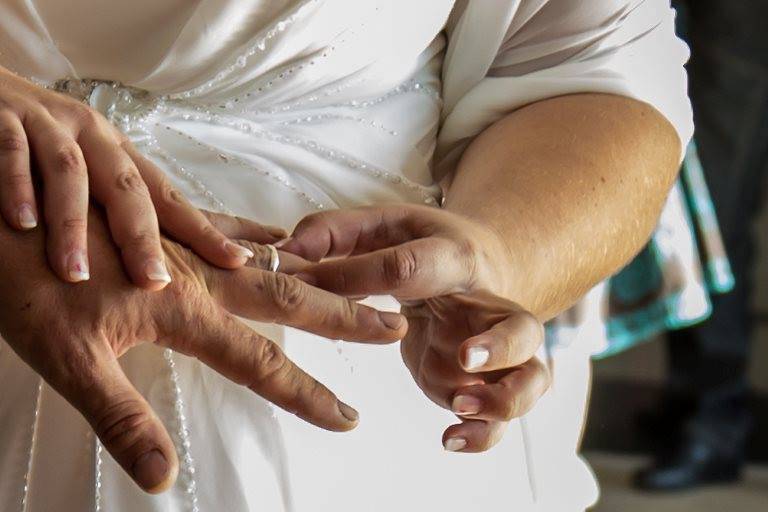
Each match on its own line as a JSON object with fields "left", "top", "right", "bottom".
{"left": 634, "top": 436, "right": 743, "bottom": 491}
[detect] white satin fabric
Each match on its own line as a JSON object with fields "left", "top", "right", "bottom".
{"left": 0, "top": 1, "right": 692, "bottom": 511}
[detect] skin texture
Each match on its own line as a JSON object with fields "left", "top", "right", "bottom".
{"left": 0, "top": 65, "right": 286, "bottom": 289}
{"left": 0, "top": 208, "right": 407, "bottom": 493}
{"left": 279, "top": 93, "right": 682, "bottom": 452}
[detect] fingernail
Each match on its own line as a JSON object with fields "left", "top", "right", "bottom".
{"left": 146, "top": 258, "right": 172, "bottom": 283}
{"left": 294, "top": 272, "right": 317, "bottom": 286}
{"left": 224, "top": 240, "right": 254, "bottom": 259}
{"left": 464, "top": 346, "right": 490, "bottom": 371}
{"left": 66, "top": 250, "right": 90, "bottom": 282}
{"left": 273, "top": 237, "right": 292, "bottom": 249}
{"left": 444, "top": 437, "right": 467, "bottom": 452}
{"left": 132, "top": 449, "right": 169, "bottom": 491}
{"left": 18, "top": 203, "right": 37, "bottom": 229}
{"left": 267, "top": 226, "right": 289, "bottom": 239}
{"left": 337, "top": 401, "right": 359, "bottom": 423}
{"left": 452, "top": 395, "right": 482, "bottom": 416}
{"left": 379, "top": 311, "right": 405, "bottom": 331}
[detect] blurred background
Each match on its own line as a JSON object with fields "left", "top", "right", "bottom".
{"left": 581, "top": 1, "right": 768, "bottom": 510}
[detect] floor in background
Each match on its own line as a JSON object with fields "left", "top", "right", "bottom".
{"left": 585, "top": 452, "right": 768, "bottom": 511}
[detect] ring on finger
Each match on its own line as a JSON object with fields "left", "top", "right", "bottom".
{"left": 265, "top": 244, "right": 280, "bottom": 273}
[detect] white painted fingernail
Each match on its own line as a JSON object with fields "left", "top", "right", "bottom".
{"left": 444, "top": 437, "right": 467, "bottom": 452}
{"left": 224, "top": 240, "right": 254, "bottom": 259}
{"left": 66, "top": 250, "right": 90, "bottom": 282}
{"left": 18, "top": 204, "right": 37, "bottom": 229}
{"left": 452, "top": 395, "right": 482, "bottom": 416}
{"left": 273, "top": 237, "right": 292, "bottom": 249}
{"left": 146, "top": 258, "right": 171, "bottom": 283}
{"left": 464, "top": 346, "right": 489, "bottom": 370}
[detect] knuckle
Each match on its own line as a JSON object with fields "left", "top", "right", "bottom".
{"left": 53, "top": 144, "right": 85, "bottom": 175}
{"left": 0, "top": 129, "right": 26, "bottom": 152}
{"left": 122, "top": 230, "right": 159, "bottom": 251}
{"left": 264, "top": 273, "right": 305, "bottom": 313}
{"left": 60, "top": 216, "right": 87, "bottom": 233}
{"left": 1, "top": 169, "right": 32, "bottom": 188}
{"left": 383, "top": 248, "right": 418, "bottom": 286}
{"left": 248, "top": 337, "right": 288, "bottom": 388}
{"left": 500, "top": 392, "right": 519, "bottom": 421}
{"left": 114, "top": 169, "right": 148, "bottom": 195}
{"left": 159, "top": 184, "right": 187, "bottom": 210}
{"left": 93, "top": 398, "right": 152, "bottom": 450}
{"left": 69, "top": 103, "right": 100, "bottom": 127}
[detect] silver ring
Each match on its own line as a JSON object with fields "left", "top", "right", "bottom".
{"left": 266, "top": 244, "right": 280, "bottom": 273}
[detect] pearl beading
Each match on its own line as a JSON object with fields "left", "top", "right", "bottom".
{"left": 157, "top": 113, "right": 438, "bottom": 206}
{"left": 93, "top": 439, "right": 103, "bottom": 512}
{"left": 280, "top": 113, "right": 398, "bottom": 136}
{"left": 169, "top": 0, "right": 321, "bottom": 100}
{"left": 20, "top": 380, "right": 43, "bottom": 512}
{"left": 164, "top": 349, "right": 201, "bottom": 512}
{"left": 154, "top": 123, "right": 327, "bottom": 210}
{"left": 140, "top": 137, "right": 234, "bottom": 215}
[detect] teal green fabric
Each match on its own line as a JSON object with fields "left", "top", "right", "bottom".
{"left": 593, "top": 142, "right": 735, "bottom": 359}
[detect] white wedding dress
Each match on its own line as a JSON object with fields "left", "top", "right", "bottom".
{"left": 0, "top": 1, "right": 692, "bottom": 511}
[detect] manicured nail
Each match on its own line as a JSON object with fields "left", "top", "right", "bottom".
{"left": 452, "top": 395, "right": 482, "bottom": 416}
{"left": 66, "top": 251, "right": 90, "bottom": 282}
{"left": 444, "top": 437, "right": 467, "bottom": 452}
{"left": 224, "top": 240, "right": 254, "bottom": 259}
{"left": 464, "top": 346, "right": 490, "bottom": 370}
{"left": 273, "top": 237, "right": 292, "bottom": 249}
{"left": 132, "top": 449, "right": 169, "bottom": 491}
{"left": 379, "top": 311, "right": 405, "bottom": 330}
{"left": 146, "top": 258, "right": 172, "bottom": 283}
{"left": 18, "top": 203, "right": 37, "bottom": 229}
{"left": 337, "top": 401, "right": 359, "bottom": 423}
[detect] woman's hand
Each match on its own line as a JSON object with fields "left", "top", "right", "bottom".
{"left": 278, "top": 204, "right": 551, "bottom": 452}
{"left": 0, "top": 65, "right": 285, "bottom": 289}
{"left": 0, "top": 207, "right": 406, "bottom": 493}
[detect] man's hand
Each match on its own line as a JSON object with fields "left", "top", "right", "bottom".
{"left": 0, "top": 208, "right": 406, "bottom": 493}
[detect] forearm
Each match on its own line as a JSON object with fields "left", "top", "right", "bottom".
{"left": 444, "top": 93, "right": 681, "bottom": 321}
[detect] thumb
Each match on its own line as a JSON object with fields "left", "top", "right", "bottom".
{"left": 65, "top": 351, "right": 179, "bottom": 494}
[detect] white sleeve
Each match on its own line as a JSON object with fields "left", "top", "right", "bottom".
{"left": 437, "top": 0, "right": 693, "bottom": 173}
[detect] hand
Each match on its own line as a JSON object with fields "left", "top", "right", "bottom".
{"left": 0, "top": 65, "right": 285, "bottom": 288}
{"left": 0, "top": 209, "right": 406, "bottom": 493}
{"left": 278, "top": 204, "right": 550, "bottom": 452}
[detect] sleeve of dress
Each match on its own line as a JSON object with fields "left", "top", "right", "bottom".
{"left": 436, "top": 0, "right": 693, "bottom": 176}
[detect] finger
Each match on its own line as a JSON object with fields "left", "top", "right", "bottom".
{"left": 232, "top": 239, "right": 310, "bottom": 274}
{"left": 78, "top": 129, "right": 171, "bottom": 290}
{"left": 278, "top": 206, "right": 418, "bottom": 261}
{"left": 125, "top": 146, "right": 256, "bottom": 269}
{"left": 0, "top": 111, "right": 38, "bottom": 230}
{"left": 164, "top": 306, "right": 360, "bottom": 432}
{"left": 24, "top": 110, "right": 90, "bottom": 282}
{"left": 458, "top": 311, "right": 544, "bottom": 373}
{"left": 442, "top": 419, "right": 507, "bottom": 453}
{"left": 293, "top": 238, "right": 471, "bottom": 300}
{"left": 210, "top": 266, "right": 407, "bottom": 343}
{"left": 59, "top": 346, "right": 179, "bottom": 493}
{"left": 450, "top": 357, "right": 551, "bottom": 423}
{"left": 200, "top": 209, "right": 288, "bottom": 242}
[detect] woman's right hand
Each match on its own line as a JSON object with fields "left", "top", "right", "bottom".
{"left": 0, "top": 207, "right": 407, "bottom": 494}
{"left": 0, "top": 65, "right": 285, "bottom": 289}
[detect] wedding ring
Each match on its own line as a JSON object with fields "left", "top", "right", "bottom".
{"left": 266, "top": 244, "right": 280, "bottom": 272}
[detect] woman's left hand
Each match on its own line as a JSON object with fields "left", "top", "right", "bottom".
{"left": 278, "top": 204, "right": 551, "bottom": 452}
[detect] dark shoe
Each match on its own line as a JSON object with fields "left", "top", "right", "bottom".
{"left": 634, "top": 437, "right": 743, "bottom": 491}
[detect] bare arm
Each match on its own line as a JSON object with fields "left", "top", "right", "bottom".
{"left": 445, "top": 93, "right": 681, "bottom": 320}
